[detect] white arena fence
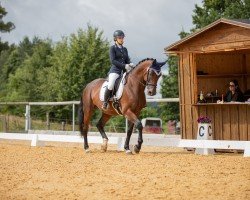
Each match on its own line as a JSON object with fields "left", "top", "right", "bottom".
{"left": 0, "top": 132, "right": 249, "bottom": 157}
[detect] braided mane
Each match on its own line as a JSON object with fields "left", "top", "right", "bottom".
{"left": 126, "top": 58, "right": 155, "bottom": 77}
{"left": 135, "top": 58, "right": 154, "bottom": 67}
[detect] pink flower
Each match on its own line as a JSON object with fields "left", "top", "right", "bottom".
{"left": 197, "top": 116, "right": 211, "bottom": 123}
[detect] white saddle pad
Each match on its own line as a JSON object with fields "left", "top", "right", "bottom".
{"left": 99, "top": 73, "right": 127, "bottom": 102}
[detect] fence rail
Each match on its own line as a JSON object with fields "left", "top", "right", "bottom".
{"left": 0, "top": 98, "right": 180, "bottom": 106}
{"left": 0, "top": 98, "right": 180, "bottom": 132}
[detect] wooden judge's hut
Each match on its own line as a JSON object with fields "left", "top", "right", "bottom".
{"left": 165, "top": 18, "right": 250, "bottom": 141}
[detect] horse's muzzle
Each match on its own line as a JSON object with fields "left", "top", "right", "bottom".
{"left": 147, "top": 90, "right": 156, "bottom": 96}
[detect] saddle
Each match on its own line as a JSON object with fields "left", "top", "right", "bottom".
{"left": 99, "top": 73, "right": 127, "bottom": 115}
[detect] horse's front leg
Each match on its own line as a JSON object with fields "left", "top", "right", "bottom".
{"left": 133, "top": 119, "right": 143, "bottom": 154}
{"left": 124, "top": 109, "right": 143, "bottom": 154}
{"left": 124, "top": 121, "right": 134, "bottom": 154}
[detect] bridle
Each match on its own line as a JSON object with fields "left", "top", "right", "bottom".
{"left": 145, "top": 68, "right": 162, "bottom": 88}
{"left": 129, "top": 67, "right": 162, "bottom": 88}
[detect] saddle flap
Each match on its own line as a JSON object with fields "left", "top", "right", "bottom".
{"left": 99, "top": 73, "right": 127, "bottom": 102}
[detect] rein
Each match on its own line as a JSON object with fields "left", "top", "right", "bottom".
{"left": 128, "top": 67, "right": 161, "bottom": 88}
{"left": 128, "top": 70, "right": 147, "bottom": 87}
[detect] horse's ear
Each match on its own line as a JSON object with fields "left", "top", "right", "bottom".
{"left": 157, "top": 61, "right": 166, "bottom": 68}
{"left": 152, "top": 59, "right": 157, "bottom": 65}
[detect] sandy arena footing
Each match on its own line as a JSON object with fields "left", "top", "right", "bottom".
{"left": 0, "top": 141, "right": 249, "bottom": 200}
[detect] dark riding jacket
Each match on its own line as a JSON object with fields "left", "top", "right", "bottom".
{"left": 109, "top": 44, "right": 131, "bottom": 74}
{"left": 225, "top": 89, "right": 245, "bottom": 102}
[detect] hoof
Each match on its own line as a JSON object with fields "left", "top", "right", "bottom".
{"left": 101, "top": 145, "right": 107, "bottom": 152}
{"left": 125, "top": 149, "right": 133, "bottom": 155}
{"left": 85, "top": 148, "right": 90, "bottom": 153}
{"left": 101, "top": 139, "right": 108, "bottom": 152}
{"left": 134, "top": 145, "right": 140, "bottom": 154}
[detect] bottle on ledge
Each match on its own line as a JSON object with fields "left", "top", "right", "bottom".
{"left": 198, "top": 91, "right": 207, "bottom": 103}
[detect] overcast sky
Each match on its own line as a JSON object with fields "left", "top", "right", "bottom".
{"left": 2, "top": 0, "right": 202, "bottom": 62}
{"left": 1, "top": 0, "right": 202, "bottom": 98}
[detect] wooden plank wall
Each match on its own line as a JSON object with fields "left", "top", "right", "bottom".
{"left": 247, "top": 54, "right": 250, "bottom": 89}
{"left": 181, "top": 24, "right": 250, "bottom": 53}
{"left": 176, "top": 24, "right": 250, "bottom": 141}
{"left": 179, "top": 53, "right": 197, "bottom": 139}
{"left": 196, "top": 105, "right": 249, "bottom": 141}
{"left": 179, "top": 51, "right": 249, "bottom": 141}
{"left": 196, "top": 52, "right": 248, "bottom": 95}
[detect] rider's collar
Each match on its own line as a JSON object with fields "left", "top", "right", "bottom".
{"left": 115, "top": 43, "right": 123, "bottom": 48}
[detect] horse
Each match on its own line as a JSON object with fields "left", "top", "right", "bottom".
{"left": 78, "top": 58, "right": 165, "bottom": 154}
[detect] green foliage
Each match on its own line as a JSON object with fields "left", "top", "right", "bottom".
{"left": 43, "top": 25, "right": 110, "bottom": 102}
{"left": 161, "top": 56, "right": 179, "bottom": 98}
{"left": 0, "top": 4, "right": 15, "bottom": 53}
{"left": 160, "top": 56, "right": 180, "bottom": 121}
{"left": 192, "top": 0, "right": 250, "bottom": 31}
{"left": 0, "top": 37, "right": 42, "bottom": 100}
{"left": 6, "top": 39, "right": 53, "bottom": 102}
{"left": 40, "top": 25, "right": 110, "bottom": 121}
{"left": 0, "top": 4, "right": 15, "bottom": 33}
{"left": 140, "top": 106, "right": 159, "bottom": 119}
{"left": 106, "top": 116, "right": 126, "bottom": 133}
{"left": 0, "top": 24, "right": 110, "bottom": 123}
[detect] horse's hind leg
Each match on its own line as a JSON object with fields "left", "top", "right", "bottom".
{"left": 82, "top": 106, "right": 94, "bottom": 152}
{"left": 96, "top": 113, "right": 111, "bottom": 152}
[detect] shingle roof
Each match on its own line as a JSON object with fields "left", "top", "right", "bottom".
{"left": 231, "top": 19, "right": 250, "bottom": 24}
{"left": 165, "top": 18, "right": 250, "bottom": 52}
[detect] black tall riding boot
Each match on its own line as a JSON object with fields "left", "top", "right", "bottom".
{"left": 102, "top": 88, "right": 112, "bottom": 109}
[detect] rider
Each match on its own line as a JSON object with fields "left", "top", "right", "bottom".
{"left": 102, "top": 30, "right": 134, "bottom": 109}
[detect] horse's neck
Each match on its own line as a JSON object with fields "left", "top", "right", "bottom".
{"left": 127, "top": 63, "right": 148, "bottom": 92}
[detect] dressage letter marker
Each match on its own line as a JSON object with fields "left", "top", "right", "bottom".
{"left": 195, "top": 123, "right": 215, "bottom": 155}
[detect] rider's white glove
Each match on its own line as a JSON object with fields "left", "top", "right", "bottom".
{"left": 125, "top": 64, "right": 132, "bottom": 72}
{"left": 129, "top": 63, "right": 135, "bottom": 68}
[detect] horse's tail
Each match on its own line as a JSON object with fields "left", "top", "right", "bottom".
{"left": 78, "top": 96, "right": 84, "bottom": 137}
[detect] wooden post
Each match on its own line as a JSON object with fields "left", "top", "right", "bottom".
{"left": 25, "top": 105, "right": 30, "bottom": 132}
{"left": 7, "top": 114, "right": 9, "bottom": 132}
{"left": 46, "top": 112, "right": 50, "bottom": 130}
{"left": 72, "top": 104, "right": 75, "bottom": 132}
{"left": 61, "top": 121, "right": 65, "bottom": 131}
{"left": 3, "top": 115, "right": 7, "bottom": 132}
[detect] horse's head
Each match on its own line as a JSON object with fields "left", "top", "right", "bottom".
{"left": 144, "top": 59, "right": 166, "bottom": 96}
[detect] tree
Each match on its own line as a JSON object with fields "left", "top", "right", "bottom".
{"left": 44, "top": 25, "right": 110, "bottom": 102}
{"left": 6, "top": 38, "right": 53, "bottom": 101}
{"left": 0, "top": 37, "right": 42, "bottom": 101}
{"left": 161, "top": 0, "right": 250, "bottom": 122}
{"left": 0, "top": 4, "right": 15, "bottom": 52}
{"left": 40, "top": 25, "right": 110, "bottom": 122}
{"left": 0, "top": 4, "right": 16, "bottom": 95}
{"left": 192, "top": 0, "right": 250, "bottom": 31}
{"left": 160, "top": 56, "right": 179, "bottom": 121}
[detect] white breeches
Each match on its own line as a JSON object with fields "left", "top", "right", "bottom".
{"left": 107, "top": 73, "right": 120, "bottom": 90}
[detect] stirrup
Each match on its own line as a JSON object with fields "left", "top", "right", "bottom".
{"left": 102, "top": 102, "right": 108, "bottom": 109}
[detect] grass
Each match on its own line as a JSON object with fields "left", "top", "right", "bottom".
{"left": 0, "top": 114, "right": 126, "bottom": 133}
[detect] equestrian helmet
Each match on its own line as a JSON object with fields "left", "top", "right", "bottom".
{"left": 113, "top": 30, "right": 125, "bottom": 40}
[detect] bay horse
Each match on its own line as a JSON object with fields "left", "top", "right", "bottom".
{"left": 78, "top": 58, "right": 165, "bottom": 154}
